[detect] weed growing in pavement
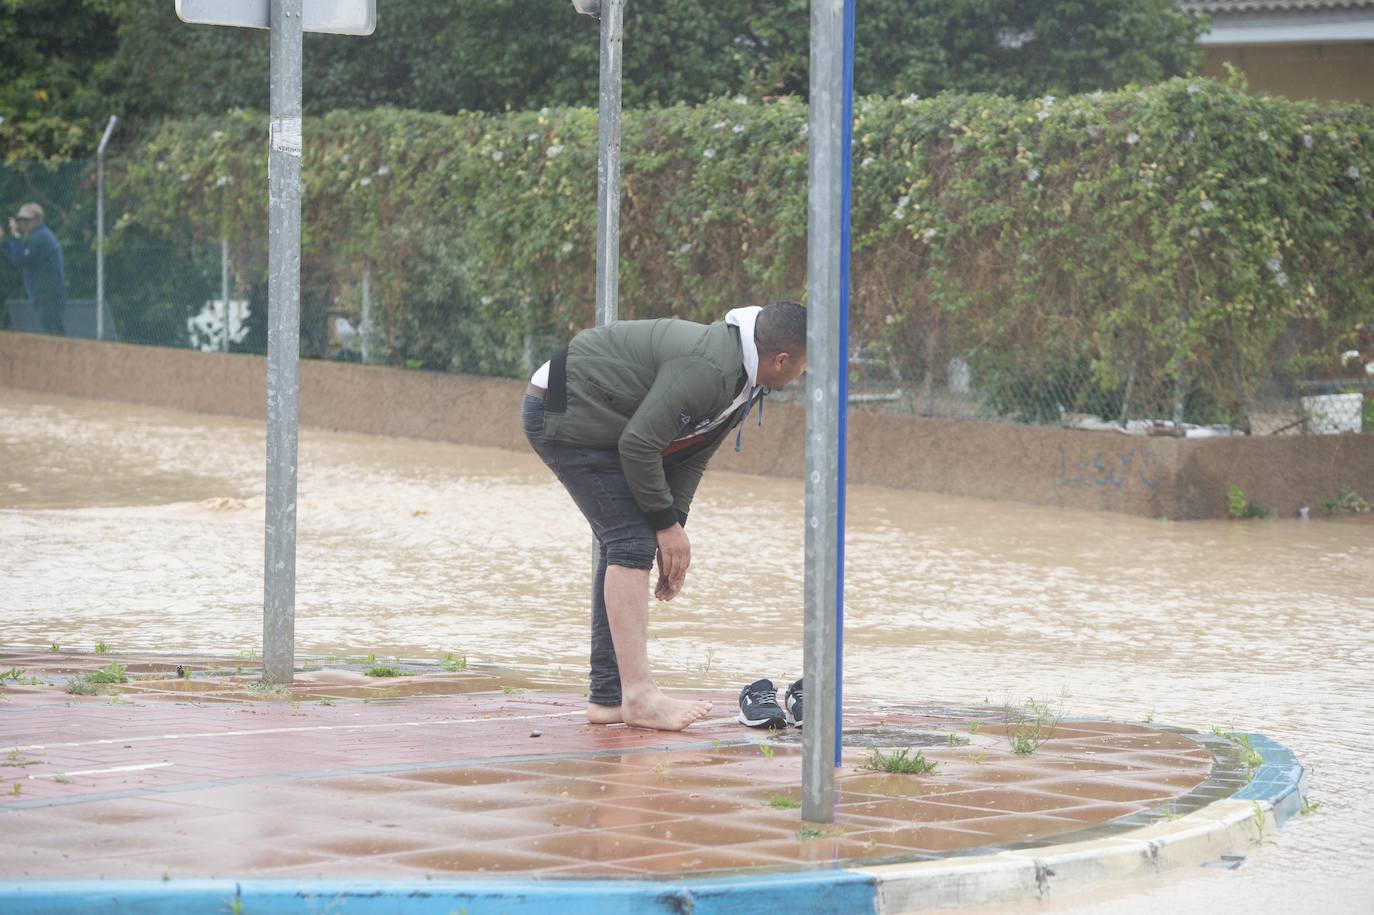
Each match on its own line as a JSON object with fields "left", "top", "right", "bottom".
{"left": 442, "top": 651, "right": 468, "bottom": 672}
{"left": 501, "top": 686, "right": 517, "bottom": 695}
{"left": 966, "top": 722, "right": 982, "bottom": 735}
{"left": 1300, "top": 796, "right": 1322, "bottom": 816}
{"left": 769, "top": 794, "right": 801, "bottom": 809}
{"left": 967, "top": 752, "right": 986, "bottom": 765}
{"left": 63, "top": 677, "right": 100, "bottom": 696}
{"left": 86, "top": 664, "right": 128, "bottom": 684}
{"left": 54, "top": 775, "right": 73, "bottom": 785}
{"left": 49, "top": 643, "right": 59, "bottom": 653}
{"left": 797, "top": 824, "right": 843, "bottom": 840}
{"left": 2, "top": 668, "right": 24, "bottom": 681}
{"left": 862, "top": 748, "right": 937, "bottom": 775}
{"left": 1213, "top": 729, "right": 1264, "bottom": 777}
{"left": 759, "top": 744, "right": 775, "bottom": 760}
{"left": 1006, "top": 697, "right": 1063, "bottom": 756}
{"left": 9, "top": 781, "right": 19, "bottom": 796}
{"left": 94, "top": 641, "right": 110, "bottom": 655}
{"left": 319, "top": 698, "right": 334, "bottom": 707}
{"left": 364, "top": 665, "right": 405, "bottom": 678}
{"left": 947, "top": 732, "right": 969, "bottom": 747}
{"left": 3, "top": 750, "right": 41, "bottom": 768}
{"left": 1250, "top": 801, "right": 1268, "bottom": 839}
{"left": 247, "top": 679, "right": 286, "bottom": 696}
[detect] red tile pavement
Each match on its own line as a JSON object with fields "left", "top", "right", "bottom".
{"left": 0, "top": 651, "right": 1215, "bottom": 879}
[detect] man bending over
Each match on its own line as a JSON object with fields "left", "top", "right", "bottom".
{"left": 521, "top": 301, "right": 807, "bottom": 731}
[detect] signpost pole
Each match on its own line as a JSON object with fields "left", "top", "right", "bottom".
{"left": 802, "top": 0, "right": 849, "bottom": 825}
{"left": 263, "top": 0, "right": 304, "bottom": 685}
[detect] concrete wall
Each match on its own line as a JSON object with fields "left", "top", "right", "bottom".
{"left": 4, "top": 331, "right": 1371, "bottom": 520}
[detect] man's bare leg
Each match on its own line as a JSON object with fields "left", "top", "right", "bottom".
{"left": 598, "top": 564, "right": 712, "bottom": 730}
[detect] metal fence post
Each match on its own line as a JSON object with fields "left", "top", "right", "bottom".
{"left": 221, "top": 237, "right": 231, "bottom": 353}
{"left": 361, "top": 259, "right": 371, "bottom": 364}
{"left": 802, "top": 0, "right": 850, "bottom": 825}
{"left": 264, "top": 0, "right": 304, "bottom": 685}
{"left": 95, "top": 115, "right": 118, "bottom": 341}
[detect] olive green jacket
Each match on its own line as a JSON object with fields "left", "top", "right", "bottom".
{"left": 541, "top": 317, "right": 750, "bottom": 530}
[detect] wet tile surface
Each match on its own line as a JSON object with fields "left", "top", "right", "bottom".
{"left": 0, "top": 650, "right": 1218, "bottom": 879}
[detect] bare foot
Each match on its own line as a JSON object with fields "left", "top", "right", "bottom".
{"left": 586, "top": 702, "right": 623, "bottom": 724}
{"left": 623, "top": 691, "right": 713, "bottom": 731}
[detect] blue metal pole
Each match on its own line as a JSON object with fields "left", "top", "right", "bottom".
{"left": 834, "top": 0, "right": 854, "bottom": 769}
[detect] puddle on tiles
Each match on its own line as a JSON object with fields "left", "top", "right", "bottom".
{"left": 3, "top": 387, "right": 1373, "bottom": 913}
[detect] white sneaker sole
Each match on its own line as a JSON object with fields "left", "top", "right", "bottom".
{"left": 737, "top": 711, "right": 787, "bottom": 728}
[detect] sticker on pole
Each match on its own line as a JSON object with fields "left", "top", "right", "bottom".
{"left": 175, "top": 1, "right": 376, "bottom": 36}
{"left": 272, "top": 117, "right": 303, "bottom": 157}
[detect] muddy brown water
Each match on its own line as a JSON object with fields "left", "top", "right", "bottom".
{"left": 2, "top": 387, "right": 1372, "bottom": 911}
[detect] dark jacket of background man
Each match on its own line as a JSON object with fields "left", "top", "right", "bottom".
{"left": 4, "top": 209, "right": 67, "bottom": 335}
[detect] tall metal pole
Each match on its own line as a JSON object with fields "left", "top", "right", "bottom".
{"left": 594, "top": 0, "right": 624, "bottom": 327}
{"left": 802, "top": 0, "right": 849, "bottom": 825}
{"left": 95, "top": 115, "right": 117, "bottom": 341}
{"left": 221, "top": 237, "right": 231, "bottom": 352}
{"left": 835, "top": 0, "right": 855, "bottom": 770}
{"left": 264, "top": 0, "right": 303, "bottom": 685}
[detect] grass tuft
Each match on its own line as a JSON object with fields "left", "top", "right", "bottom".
{"left": 862, "top": 747, "right": 937, "bottom": 775}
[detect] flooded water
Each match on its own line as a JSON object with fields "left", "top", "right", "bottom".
{"left": 2, "top": 387, "right": 1372, "bottom": 912}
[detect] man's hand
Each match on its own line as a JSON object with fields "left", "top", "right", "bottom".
{"left": 654, "top": 523, "right": 690, "bottom": 600}
{"left": 6, "top": 217, "right": 16, "bottom": 237}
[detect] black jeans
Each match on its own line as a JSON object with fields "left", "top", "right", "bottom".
{"left": 522, "top": 394, "right": 658, "bottom": 707}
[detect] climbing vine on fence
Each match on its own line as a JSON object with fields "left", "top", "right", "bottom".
{"left": 101, "top": 77, "right": 1372, "bottom": 424}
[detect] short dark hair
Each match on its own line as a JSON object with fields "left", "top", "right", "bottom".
{"left": 754, "top": 300, "right": 806, "bottom": 356}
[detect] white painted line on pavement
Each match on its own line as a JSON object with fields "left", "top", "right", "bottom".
{"left": 30, "top": 762, "right": 173, "bottom": 779}
{"left": 8, "top": 709, "right": 585, "bottom": 753}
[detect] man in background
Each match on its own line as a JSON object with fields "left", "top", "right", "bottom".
{"left": 4, "top": 202, "right": 67, "bottom": 335}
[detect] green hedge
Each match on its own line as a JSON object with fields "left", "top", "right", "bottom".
{"left": 110, "top": 77, "right": 1373, "bottom": 424}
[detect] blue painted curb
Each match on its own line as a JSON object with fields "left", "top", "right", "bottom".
{"left": 1231, "top": 732, "right": 1307, "bottom": 825}
{"left": 0, "top": 871, "right": 879, "bottom": 915}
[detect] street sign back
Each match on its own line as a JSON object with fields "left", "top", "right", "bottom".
{"left": 175, "top": 0, "right": 375, "bottom": 35}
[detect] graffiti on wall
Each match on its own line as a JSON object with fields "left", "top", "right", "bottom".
{"left": 1059, "top": 445, "right": 1165, "bottom": 491}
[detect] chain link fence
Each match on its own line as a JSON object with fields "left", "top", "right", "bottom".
{"left": 3, "top": 158, "right": 1369, "bottom": 437}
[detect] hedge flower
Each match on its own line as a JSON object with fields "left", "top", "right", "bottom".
{"left": 1126, "top": 132, "right": 1140, "bottom": 145}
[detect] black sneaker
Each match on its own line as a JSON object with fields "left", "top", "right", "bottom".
{"left": 738, "top": 678, "right": 787, "bottom": 729}
{"left": 784, "top": 679, "right": 803, "bottom": 728}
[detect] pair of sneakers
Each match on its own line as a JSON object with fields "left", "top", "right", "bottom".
{"left": 737, "top": 678, "right": 802, "bottom": 729}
